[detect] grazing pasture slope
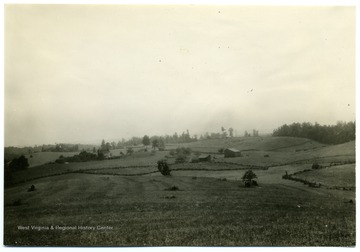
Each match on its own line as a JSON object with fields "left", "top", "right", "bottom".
{"left": 4, "top": 136, "right": 355, "bottom": 246}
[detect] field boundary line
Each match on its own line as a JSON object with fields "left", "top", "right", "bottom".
{"left": 266, "top": 140, "right": 315, "bottom": 151}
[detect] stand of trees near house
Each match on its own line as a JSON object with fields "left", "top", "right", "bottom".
{"left": 272, "top": 121, "right": 355, "bottom": 144}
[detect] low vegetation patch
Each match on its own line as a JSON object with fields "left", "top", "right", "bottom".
{"left": 55, "top": 151, "right": 98, "bottom": 163}
{"left": 165, "top": 186, "right": 180, "bottom": 191}
{"left": 4, "top": 175, "right": 355, "bottom": 246}
{"left": 11, "top": 199, "right": 22, "bottom": 206}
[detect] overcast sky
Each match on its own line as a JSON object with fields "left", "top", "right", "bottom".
{"left": 4, "top": 5, "right": 355, "bottom": 147}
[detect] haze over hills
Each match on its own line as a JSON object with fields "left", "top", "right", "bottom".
{"left": 3, "top": 5, "right": 356, "bottom": 247}
{"left": 5, "top": 5, "right": 355, "bottom": 147}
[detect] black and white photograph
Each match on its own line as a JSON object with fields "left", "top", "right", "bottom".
{"left": 3, "top": 2, "right": 356, "bottom": 247}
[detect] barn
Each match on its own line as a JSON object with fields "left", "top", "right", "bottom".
{"left": 224, "top": 148, "right": 241, "bottom": 158}
{"left": 198, "top": 154, "right": 212, "bottom": 162}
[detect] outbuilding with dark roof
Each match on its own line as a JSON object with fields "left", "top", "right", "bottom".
{"left": 224, "top": 148, "right": 241, "bottom": 158}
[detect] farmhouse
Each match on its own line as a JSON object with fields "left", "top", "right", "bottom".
{"left": 198, "top": 154, "right": 212, "bottom": 162}
{"left": 224, "top": 148, "right": 241, "bottom": 158}
{"left": 103, "top": 151, "right": 112, "bottom": 159}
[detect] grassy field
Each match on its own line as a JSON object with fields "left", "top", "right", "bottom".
{"left": 173, "top": 136, "right": 326, "bottom": 153}
{"left": 9, "top": 151, "right": 168, "bottom": 184}
{"left": 4, "top": 136, "right": 356, "bottom": 246}
{"left": 25, "top": 151, "right": 80, "bottom": 167}
{"left": 4, "top": 173, "right": 355, "bottom": 246}
{"left": 292, "top": 164, "right": 355, "bottom": 188}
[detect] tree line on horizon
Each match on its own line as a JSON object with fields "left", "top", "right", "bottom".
{"left": 6, "top": 121, "right": 355, "bottom": 162}
{"left": 272, "top": 121, "right": 355, "bottom": 144}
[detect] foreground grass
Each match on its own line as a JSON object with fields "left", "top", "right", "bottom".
{"left": 4, "top": 174, "right": 355, "bottom": 246}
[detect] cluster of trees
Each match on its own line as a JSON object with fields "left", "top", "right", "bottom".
{"left": 272, "top": 121, "right": 355, "bottom": 144}
{"left": 169, "top": 147, "right": 193, "bottom": 163}
{"left": 146, "top": 130, "right": 196, "bottom": 145}
{"left": 128, "top": 127, "right": 238, "bottom": 145}
{"left": 98, "top": 130, "right": 197, "bottom": 151}
{"left": 41, "top": 144, "right": 80, "bottom": 152}
{"left": 142, "top": 135, "right": 165, "bottom": 150}
{"left": 7, "top": 155, "right": 29, "bottom": 171}
{"left": 5, "top": 144, "right": 97, "bottom": 162}
{"left": 5, "top": 126, "right": 239, "bottom": 163}
{"left": 4, "top": 155, "right": 30, "bottom": 187}
{"left": 5, "top": 147, "right": 40, "bottom": 161}
{"left": 244, "top": 129, "right": 259, "bottom": 137}
{"left": 55, "top": 151, "right": 99, "bottom": 163}
{"left": 199, "top": 127, "right": 235, "bottom": 140}
{"left": 157, "top": 160, "right": 171, "bottom": 176}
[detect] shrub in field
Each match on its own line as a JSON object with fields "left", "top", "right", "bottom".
{"left": 27, "top": 185, "right": 36, "bottom": 192}
{"left": 165, "top": 186, "right": 179, "bottom": 191}
{"left": 312, "top": 162, "right": 320, "bottom": 169}
{"left": 282, "top": 171, "right": 290, "bottom": 179}
{"left": 172, "top": 147, "right": 192, "bottom": 163}
{"left": 127, "top": 147, "right": 134, "bottom": 156}
{"left": 55, "top": 151, "right": 98, "bottom": 163}
{"left": 175, "top": 154, "right": 187, "bottom": 163}
{"left": 242, "top": 170, "right": 258, "bottom": 187}
{"left": 175, "top": 147, "right": 192, "bottom": 155}
{"left": 12, "top": 199, "right": 22, "bottom": 206}
{"left": 218, "top": 148, "right": 224, "bottom": 154}
{"left": 55, "top": 158, "right": 65, "bottom": 164}
{"left": 157, "top": 160, "right": 171, "bottom": 176}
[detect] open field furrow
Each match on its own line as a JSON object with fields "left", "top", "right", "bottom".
{"left": 266, "top": 140, "right": 313, "bottom": 151}
{"left": 4, "top": 172, "right": 355, "bottom": 246}
{"left": 4, "top": 137, "right": 355, "bottom": 246}
{"left": 75, "top": 170, "right": 161, "bottom": 177}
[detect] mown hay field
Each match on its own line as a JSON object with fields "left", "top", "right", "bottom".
{"left": 4, "top": 173, "right": 355, "bottom": 246}
{"left": 4, "top": 136, "right": 356, "bottom": 246}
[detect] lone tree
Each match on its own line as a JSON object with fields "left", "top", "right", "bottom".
{"left": 221, "top": 126, "right": 227, "bottom": 138}
{"left": 242, "top": 170, "right": 258, "bottom": 187}
{"left": 152, "top": 139, "right": 159, "bottom": 149}
{"left": 142, "top": 135, "right": 150, "bottom": 148}
{"left": 228, "top": 128, "right": 234, "bottom": 137}
{"left": 126, "top": 147, "right": 134, "bottom": 155}
{"left": 157, "top": 160, "right": 171, "bottom": 176}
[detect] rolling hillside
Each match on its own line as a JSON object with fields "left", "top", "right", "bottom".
{"left": 4, "top": 136, "right": 355, "bottom": 246}
{"left": 25, "top": 151, "right": 80, "bottom": 168}
{"left": 174, "top": 136, "right": 326, "bottom": 152}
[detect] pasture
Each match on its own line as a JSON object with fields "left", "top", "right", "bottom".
{"left": 4, "top": 136, "right": 356, "bottom": 246}
{"left": 25, "top": 151, "right": 80, "bottom": 168}
{"left": 291, "top": 164, "right": 355, "bottom": 188}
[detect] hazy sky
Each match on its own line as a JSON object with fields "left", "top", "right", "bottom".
{"left": 5, "top": 5, "right": 355, "bottom": 147}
